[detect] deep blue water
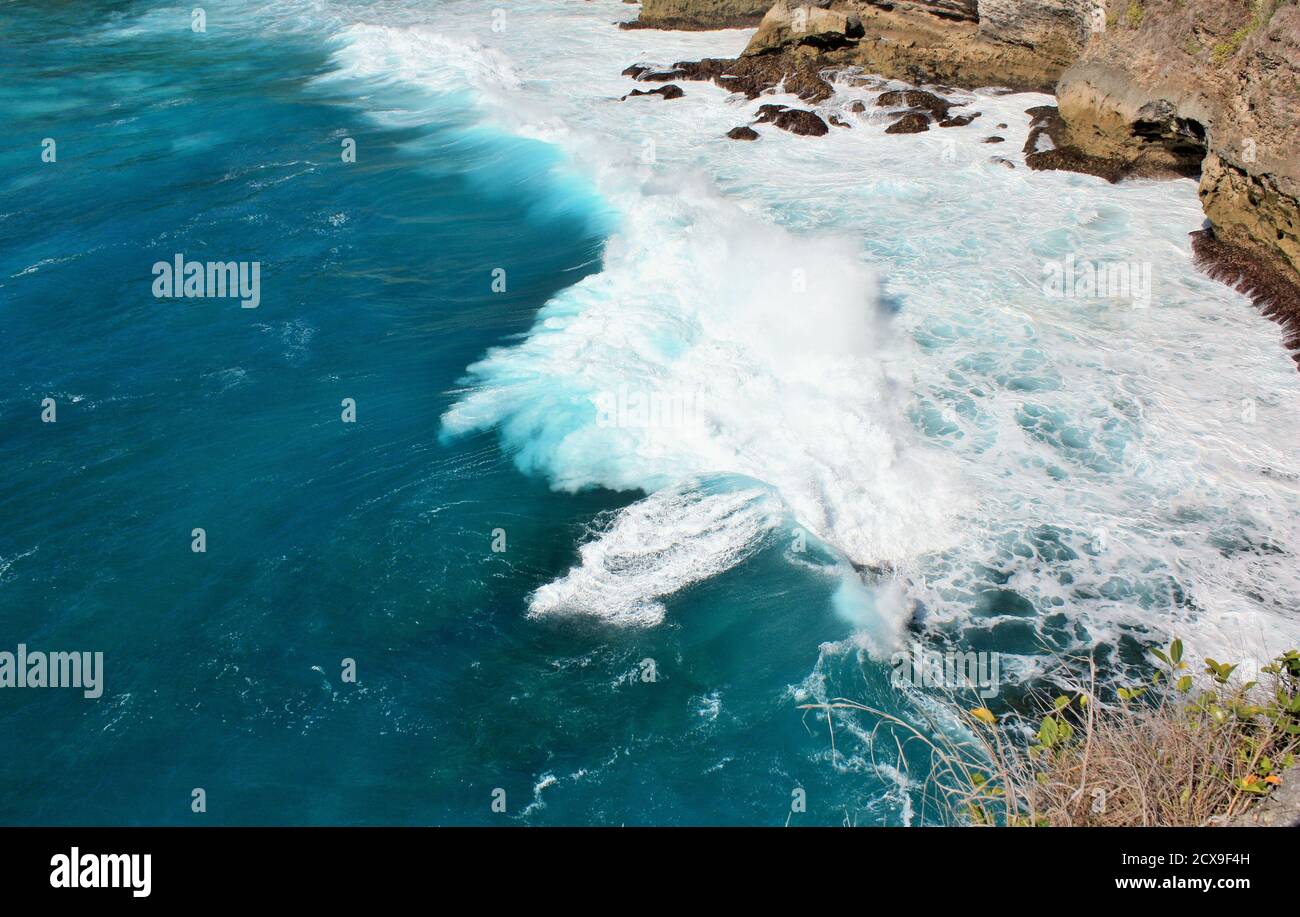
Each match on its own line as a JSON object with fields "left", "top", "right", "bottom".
{"left": 0, "top": 1, "right": 921, "bottom": 825}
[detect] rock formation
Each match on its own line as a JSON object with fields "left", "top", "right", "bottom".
{"left": 621, "top": 84, "right": 686, "bottom": 99}
{"left": 1043, "top": 0, "right": 1298, "bottom": 354}
{"left": 754, "top": 102, "right": 832, "bottom": 133}
{"left": 624, "top": 0, "right": 1300, "bottom": 357}
{"left": 742, "top": 0, "right": 865, "bottom": 53}
{"left": 1055, "top": 2, "right": 1298, "bottom": 280}
{"left": 623, "top": 0, "right": 773, "bottom": 29}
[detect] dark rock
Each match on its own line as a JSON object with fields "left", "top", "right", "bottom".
{"left": 638, "top": 68, "right": 688, "bottom": 82}
{"left": 1020, "top": 104, "right": 1127, "bottom": 180}
{"left": 727, "top": 125, "right": 760, "bottom": 141}
{"left": 1191, "top": 228, "right": 1300, "bottom": 367}
{"left": 1023, "top": 105, "right": 1067, "bottom": 156}
{"left": 885, "top": 111, "right": 931, "bottom": 134}
{"left": 997, "top": 123, "right": 1008, "bottom": 129}
{"left": 847, "top": 75, "right": 889, "bottom": 91}
{"left": 991, "top": 157, "right": 1016, "bottom": 169}
{"left": 850, "top": 100, "right": 866, "bottom": 113}
{"left": 755, "top": 106, "right": 829, "bottom": 136}
{"left": 1027, "top": 146, "right": 1125, "bottom": 182}
{"left": 828, "top": 114, "right": 851, "bottom": 129}
{"left": 877, "top": 89, "right": 953, "bottom": 121}
{"left": 938, "top": 112, "right": 981, "bottom": 127}
{"left": 670, "top": 51, "right": 833, "bottom": 103}
{"left": 983, "top": 136, "right": 1005, "bottom": 143}
{"left": 621, "top": 84, "right": 685, "bottom": 100}
{"left": 753, "top": 103, "right": 788, "bottom": 122}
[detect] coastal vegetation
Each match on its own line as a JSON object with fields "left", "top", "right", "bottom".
{"left": 804, "top": 641, "right": 1300, "bottom": 825}
{"left": 1212, "top": 0, "right": 1287, "bottom": 65}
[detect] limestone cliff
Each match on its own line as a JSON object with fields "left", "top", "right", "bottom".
{"left": 1055, "top": 1, "right": 1299, "bottom": 281}
{"left": 624, "top": 0, "right": 773, "bottom": 29}
{"left": 977, "top": 0, "right": 1093, "bottom": 56}
{"left": 860, "top": 1, "right": 1087, "bottom": 91}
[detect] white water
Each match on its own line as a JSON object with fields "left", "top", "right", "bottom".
{"left": 325, "top": 0, "right": 1300, "bottom": 666}
{"left": 530, "top": 484, "right": 782, "bottom": 626}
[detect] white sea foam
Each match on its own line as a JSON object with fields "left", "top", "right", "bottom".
{"left": 323, "top": 22, "right": 523, "bottom": 97}
{"left": 439, "top": 175, "right": 965, "bottom": 564}
{"left": 529, "top": 484, "right": 781, "bottom": 626}
{"left": 321, "top": 0, "right": 1300, "bottom": 665}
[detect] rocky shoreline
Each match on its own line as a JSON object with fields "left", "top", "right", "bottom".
{"left": 619, "top": 0, "right": 1300, "bottom": 366}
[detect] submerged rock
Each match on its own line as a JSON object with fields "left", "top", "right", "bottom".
{"left": 885, "top": 112, "right": 931, "bottom": 135}
{"left": 876, "top": 88, "right": 953, "bottom": 122}
{"left": 622, "top": 65, "right": 688, "bottom": 82}
{"left": 727, "top": 125, "right": 760, "bottom": 141}
{"left": 753, "top": 103, "right": 788, "bottom": 121}
{"left": 1022, "top": 105, "right": 1065, "bottom": 154}
{"left": 754, "top": 103, "right": 829, "bottom": 136}
{"left": 621, "top": 84, "right": 685, "bottom": 101}
{"left": 671, "top": 47, "right": 835, "bottom": 103}
{"left": 1021, "top": 105, "right": 1129, "bottom": 182}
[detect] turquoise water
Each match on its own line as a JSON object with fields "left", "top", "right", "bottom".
{"left": 4, "top": 0, "right": 1299, "bottom": 826}
{"left": 0, "top": 1, "right": 918, "bottom": 825}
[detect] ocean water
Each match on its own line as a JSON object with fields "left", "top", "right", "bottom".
{"left": 2, "top": 0, "right": 1298, "bottom": 826}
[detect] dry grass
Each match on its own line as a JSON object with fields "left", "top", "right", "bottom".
{"left": 801, "top": 642, "right": 1300, "bottom": 826}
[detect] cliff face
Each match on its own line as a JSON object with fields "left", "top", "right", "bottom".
{"left": 743, "top": 0, "right": 864, "bottom": 54}
{"left": 626, "top": 0, "right": 773, "bottom": 29}
{"left": 977, "top": 0, "right": 1093, "bottom": 56}
{"left": 1056, "top": 0, "right": 1299, "bottom": 279}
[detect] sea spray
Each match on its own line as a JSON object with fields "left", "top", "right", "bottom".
{"left": 440, "top": 175, "right": 965, "bottom": 576}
